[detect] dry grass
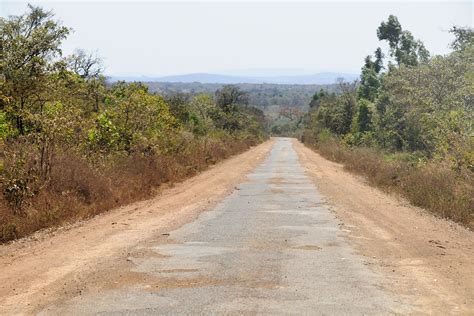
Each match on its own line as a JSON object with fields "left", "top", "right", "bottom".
{"left": 0, "top": 136, "right": 259, "bottom": 243}
{"left": 304, "top": 138, "right": 474, "bottom": 229}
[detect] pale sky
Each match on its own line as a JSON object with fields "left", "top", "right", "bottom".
{"left": 1, "top": 1, "right": 472, "bottom": 76}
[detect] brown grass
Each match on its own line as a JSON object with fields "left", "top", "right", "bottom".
{"left": 303, "top": 138, "right": 474, "bottom": 229}
{"left": 0, "top": 136, "right": 260, "bottom": 243}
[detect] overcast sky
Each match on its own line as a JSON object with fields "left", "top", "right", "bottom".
{"left": 1, "top": 1, "right": 472, "bottom": 76}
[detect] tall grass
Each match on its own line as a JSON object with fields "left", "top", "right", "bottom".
{"left": 303, "top": 135, "right": 474, "bottom": 229}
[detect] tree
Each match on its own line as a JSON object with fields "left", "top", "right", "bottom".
{"left": 279, "top": 107, "right": 303, "bottom": 121}
{"left": 188, "top": 94, "right": 216, "bottom": 135}
{"left": 357, "top": 54, "right": 381, "bottom": 102}
{"left": 337, "top": 80, "right": 358, "bottom": 135}
{"left": 309, "top": 89, "right": 326, "bottom": 108}
{"left": 374, "top": 51, "right": 473, "bottom": 157}
{"left": 0, "top": 5, "right": 70, "bottom": 134}
{"left": 309, "top": 81, "right": 357, "bottom": 136}
{"left": 92, "top": 83, "right": 178, "bottom": 153}
{"left": 374, "top": 47, "right": 384, "bottom": 73}
{"left": 65, "top": 49, "right": 106, "bottom": 113}
{"left": 67, "top": 49, "right": 103, "bottom": 80}
{"left": 166, "top": 93, "right": 191, "bottom": 123}
{"left": 376, "top": 15, "right": 402, "bottom": 51}
{"left": 449, "top": 26, "right": 474, "bottom": 52}
{"left": 377, "top": 15, "right": 429, "bottom": 66}
{"left": 355, "top": 99, "right": 373, "bottom": 133}
{"left": 215, "top": 85, "right": 248, "bottom": 113}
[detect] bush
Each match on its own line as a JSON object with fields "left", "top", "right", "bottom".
{"left": 0, "top": 223, "right": 17, "bottom": 242}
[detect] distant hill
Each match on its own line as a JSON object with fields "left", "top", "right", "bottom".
{"left": 109, "top": 72, "right": 359, "bottom": 85}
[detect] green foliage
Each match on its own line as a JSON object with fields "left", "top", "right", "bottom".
{"left": 357, "top": 54, "right": 381, "bottom": 102}
{"left": 0, "top": 5, "right": 70, "bottom": 134}
{"left": 375, "top": 52, "right": 473, "bottom": 161}
{"left": 309, "top": 89, "right": 327, "bottom": 108}
{"left": 215, "top": 85, "right": 249, "bottom": 113}
{"left": 188, "top": 94, "right": 216, "bottom": 135}
{"left": 150, "top": 82, "right": 336, "bottom": 110}
{"left": 355, "top": 99, "right": 374, "bottom": 134}
{"left": 305, "top": 15, "right": 473, "bottom": 176}
{"left": 104, "top": 85, "right": 179, "bottom": 153}
{"left": 377, "top": 15, "right": 429, "bottom": 67}
{"left": 377, "top": 15, "right": 402, "bottom": 51}
{"left": 0, "top": 110, "right": 16, "bottom": 140}
{"left": 312, "top": 81, "right": 357, "bottom": 136}
{"left": 87, "top": 112, "right": 120, "bottom": 152}
{"left": 449, "top": 26, "right": 474, "bottom": 52}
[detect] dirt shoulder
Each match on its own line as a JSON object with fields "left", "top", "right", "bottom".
{"left": 0, "top": 139, "right": 274, "bottom": 314}
{"left": 293, "top": 139, "right": 474, "bottom": 314}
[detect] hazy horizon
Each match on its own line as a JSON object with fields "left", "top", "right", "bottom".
{"left": 1, "top": 1, "right": 472, "bottom": 77}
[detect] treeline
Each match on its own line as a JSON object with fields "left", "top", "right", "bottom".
{"left": 146, "top": 82, "right": 335, "bottom": 108}
{"left": 303, "top": 16, "right": 473, "bottom": 227}
{"left": 0, "top": 6, "right": 266, "bottom": 242}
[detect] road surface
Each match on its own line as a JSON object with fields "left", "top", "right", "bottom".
{"left": 1, "top": 138, "right": 472, "bottom": 314}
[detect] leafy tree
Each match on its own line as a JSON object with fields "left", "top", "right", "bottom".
{"left": 0, "top": 5, "right": 70, "bottom": 134}
{"left": 309, "top": 81, "right": 357, "bottom": 136}
{"left": 374, "top": 47, "right": 384, "bottom": 73}
{"left": 309, "top": 89, "right": 326, "bottom": 108}
{"left": 215, "top": 85, "right": 249, "bottom": 113}
{"left": 449, "top": 26, "right": 474, "bottom": 52}
{"left": 27, "top": 101, "right": 79, "bottom": 179}
{"left": 374, "top": 50, "right": 473, "bottom": 159}
{"left": 377, "top": 15, "right": 429, "bottom": 66}
{"left": 188, "top": 94, "right": 216, "bottom": 135}
{"left": 166, "top": 93, "right": 191, "bottom": 124}
{"left": 355, "top": 99, "right": 373, "bottom": 134}
{"left": 103, "top": 83, "right": 178, "bottom": 153}
{"left": 357, "top": 54, "right": 381, "bottom": 102}
{"left": 377, "top": 15, "right": 402, "bottom": 51}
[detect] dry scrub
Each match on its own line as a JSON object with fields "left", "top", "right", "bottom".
{"left": 303, "top": 139, "right": 474, "bottom": 229}
{"left": 0, "top": 136, "right": 258, "bottom": 242}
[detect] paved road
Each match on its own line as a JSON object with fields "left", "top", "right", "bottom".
{"left": 41, "top": 138, "right": 410, "bottom": 314}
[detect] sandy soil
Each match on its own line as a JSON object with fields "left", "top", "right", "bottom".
{"left": 293, "top": 139, "right": 474, "bottom": 315}
{"left": 0, "top": 139, "right": 274, "bottom": 314}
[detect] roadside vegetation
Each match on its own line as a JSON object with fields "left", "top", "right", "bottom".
{"left": 0, "top": 6, "right": 266, "bottom": 242}
{"left": 149, "top": 83, "right": 332, "bottom": 137}
{"left": 302, "top": 16, "right": 473, "bottom": 228}
{"left": 148, "top": 82, "right": 335, "bottom": 109}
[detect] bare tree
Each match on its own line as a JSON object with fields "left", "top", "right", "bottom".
{"left": 67, "top": 49, "right": 103, "bottom": 79}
